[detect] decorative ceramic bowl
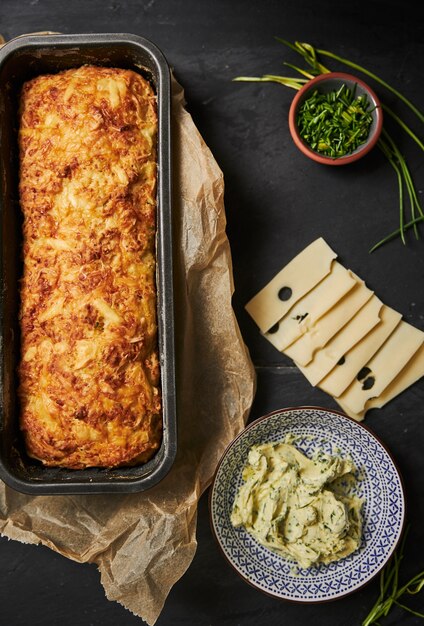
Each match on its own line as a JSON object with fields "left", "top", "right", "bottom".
{"left": 209, "top": 406, "right": 405, "bottom": 602}
{"left": 288, "top": 72, "right": 383, "bottom": 165}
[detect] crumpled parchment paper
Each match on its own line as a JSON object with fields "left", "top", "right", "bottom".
{"left": 0, "top": 34, "right": 256, "bottom": 625}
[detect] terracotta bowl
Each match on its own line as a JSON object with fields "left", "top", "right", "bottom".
{"left": 288, "top": 72, "right": 383, "bottom": 165}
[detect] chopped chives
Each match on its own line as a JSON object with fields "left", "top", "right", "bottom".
{"left": 296, "top": 84, "right": 374, "bottom": 158}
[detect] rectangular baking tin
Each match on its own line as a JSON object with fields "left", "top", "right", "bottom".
{"left": 0, "top": 33, "right": 176, "bottom": 494}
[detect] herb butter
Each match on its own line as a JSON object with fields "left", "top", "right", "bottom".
{"left": 231, "top": 439, "right": 363, "bottom": 568}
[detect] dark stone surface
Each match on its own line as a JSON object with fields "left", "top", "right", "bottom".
{"left": 0, "top": 0, "right": 423, "bottom": 624}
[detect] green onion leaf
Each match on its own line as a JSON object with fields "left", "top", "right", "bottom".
{"left": 234, "top": 38, "right": 423, "bottom": 251}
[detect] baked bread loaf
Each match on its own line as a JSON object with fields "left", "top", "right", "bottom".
{"left": 17, "top": 65, "right": 162, "bottom": 468}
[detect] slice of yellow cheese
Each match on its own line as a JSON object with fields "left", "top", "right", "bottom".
{"left": 264, "top": 262, "right": 357, "bottom": 351}
{"left": 335, "top": 320, "right": 424, "bottom": 416}
{"left": 296, "top": 296, "right": 383, "bottom": 386}
{"left": 283, "top": 276, "right": 374, "bottom": 367}
{"left": 319, "top": 305, "right": 402, "bottom": 398}
{"left": 337, "top": 344, "right": 424, "bottom": 421}
{"left": 245, "top": 238, "right": 337, "bottom": 333}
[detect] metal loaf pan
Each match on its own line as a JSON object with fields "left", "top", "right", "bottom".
{"left": 0, "top": 33, "right": 176, "bottom": 494}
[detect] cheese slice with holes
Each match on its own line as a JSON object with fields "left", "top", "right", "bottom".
{"left": 296, "top": 296, "right": 383, "bottom": 386}
{"left": 335, "top": 320, "right": 424, "bottom": 416}
{"left": 319, "top": 305, "right": 402, "bottom": 398}
{"left": 264, "top": 262, "right": 357, "bottom": 351}
{"left": 337, "top": 344, "right": 424, "bottom": 421}
{"left": 245, "top": 238, "right": 337, "bottom": 333}
{"left": 283, "top": 277, "right": 374, "bottom": 366}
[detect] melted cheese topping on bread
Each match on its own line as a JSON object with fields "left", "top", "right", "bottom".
{"left": 18, "top": 65, "right": 161, "bottom": 469}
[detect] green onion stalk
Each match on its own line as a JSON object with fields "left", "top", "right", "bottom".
{"left": 362, "top": 525, "right": 424, "bottom": 625}
{"left": 233, "top": 39, "right": 424, "bottom": 252}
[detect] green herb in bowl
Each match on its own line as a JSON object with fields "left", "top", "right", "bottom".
{"left": 296, "top": 83, "right": 374, "bottom": 158}
{"left": 288, "top": 72, "right": 382, "bottom": 166}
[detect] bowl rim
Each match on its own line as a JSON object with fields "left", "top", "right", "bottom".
{"left": 208, "top": 405, "right": 407, "bottom": 604}
{"left": 288, "top": 72, "right": 384, "bottom": 165}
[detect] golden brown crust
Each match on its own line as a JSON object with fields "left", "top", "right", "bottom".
{"left": 18, "top": 65, "right": 162, "bottom": 469}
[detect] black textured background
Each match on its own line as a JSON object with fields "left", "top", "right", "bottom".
{"left": 0, "top": 1, "right": 423, "bottom": 625}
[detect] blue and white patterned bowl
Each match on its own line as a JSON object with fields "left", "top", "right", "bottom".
{"left": 209, "top": 406, "right": 406, "bottom": 602}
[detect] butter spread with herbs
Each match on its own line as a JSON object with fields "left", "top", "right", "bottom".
{"left": 231, "top": 438, "right": 363, "bottom": 568}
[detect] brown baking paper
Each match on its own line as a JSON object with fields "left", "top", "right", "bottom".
{"left": 0, "top": 35, "right": 256, "bottom": 625}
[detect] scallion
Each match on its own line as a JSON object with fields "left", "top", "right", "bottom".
{"left": 233, "top": 39, "right": 424, "bottom": 252}
{"left": 362, "top": 524, "right": 424, "bottom": 625}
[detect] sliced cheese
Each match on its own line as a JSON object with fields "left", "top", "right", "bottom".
{"left": 283, "top": 277, "right": 374, "bottom": 366}
{"left": 264, "top": 262, "right": 357, "bottom": 351}
{"left": 297, "top": 296, "right": 383, "bottom": 386}
{"left": 245, "top": 238, "right": 337, "bottom": 333}
{"left": 319, "top": 305, "right": 402, "bottom": 398}
{"left": 246, "top": 236, "right": 424, "bottom": 421}
{"left": 337, "top": 344, "right": 424, "bottom": 421}
{"left": 336, "top": 320, "right": 424, "bottom": 416}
